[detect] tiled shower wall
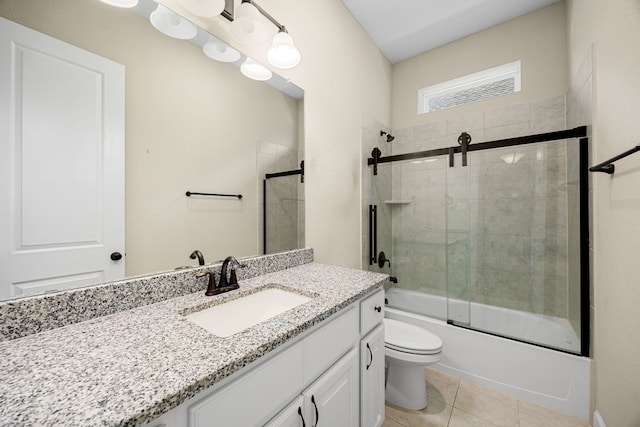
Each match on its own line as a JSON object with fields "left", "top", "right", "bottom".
{"left": 363, "top": 95, "right": 582, "bottom": 320}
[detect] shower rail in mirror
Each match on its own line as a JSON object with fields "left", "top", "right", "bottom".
{"left": 262, "top": 161, "right": 305, "bottom": 255}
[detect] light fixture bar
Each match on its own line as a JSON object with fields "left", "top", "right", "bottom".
{"left": 222, "top": 0, "right": 234, "bottom": 21}
{"left": 240, "top": 0, "right": 285, "bottom": 31}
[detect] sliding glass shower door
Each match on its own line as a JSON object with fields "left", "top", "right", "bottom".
{"left": 368, "top": 156, "right": 449, "bottom": 321}
{"left": 445, "top": 139, "right": 585, "bottom": 353}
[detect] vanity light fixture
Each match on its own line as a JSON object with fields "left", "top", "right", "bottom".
{"left": 98, "top": 0, "right": 139, "bottom": 7}
{"left": 267, "top": 29, "right": 301, "bottom": 69}
{"left": 203, "top": 37, "right": 241, "bottom": 62}
{"left": 177, "top": 0, "right": 225, "bottom": 18}
{"left": 240, "top": 57, "right": 272, "bottom": 81}
{"left": 150, "top": 3, "right": 198, "bottom": 40}
{"left": 229, "top": 0, "right": 301, "bottom": 70}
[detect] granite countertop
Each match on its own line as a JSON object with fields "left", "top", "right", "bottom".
{"left": 0, "top": 263, "right": 387, "bottom": 426}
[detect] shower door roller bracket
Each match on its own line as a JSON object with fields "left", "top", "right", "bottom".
{"left": 371, "top": 147, "right": 382, "bottom": 176}
{"left": 458, "top": 132, "right": 472, "bottom": 166}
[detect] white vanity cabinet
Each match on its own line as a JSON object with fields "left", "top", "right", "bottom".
{"left": 145, "top": 288, "right": 385, "bottom": 427}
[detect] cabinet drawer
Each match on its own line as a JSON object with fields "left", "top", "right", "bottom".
{"left": 188, "top": 344, "right": 304, "bottom": 427}
{"left": 360, "top": 289, "right": 384, "bottom": 336}
{"left": 303, "top": 306, "right": 358, "bottom": 384}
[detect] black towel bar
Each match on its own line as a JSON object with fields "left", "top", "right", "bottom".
{"left": 589, "top": 145, "right": 640, "bottom": 174}
{"left": 185, "top": 191, "right": 243, "bottom": 199}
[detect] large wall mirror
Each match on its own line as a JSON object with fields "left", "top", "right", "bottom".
{"left": 0, "top": 0, "right": 305, "bottom": 301}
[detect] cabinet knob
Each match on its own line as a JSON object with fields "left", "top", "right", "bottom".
{"left": 110, "top": 252, "right": 123, "bottom": 261}
{"left": 374, "top": 306, "right": 381, "bottom": 313}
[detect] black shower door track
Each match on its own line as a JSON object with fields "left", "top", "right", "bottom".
{"left": 367, "top": 126, "right": 587, "bottom": 168}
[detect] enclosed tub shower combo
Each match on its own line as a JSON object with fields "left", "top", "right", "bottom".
{"left": 363, "top": 100, "right": 593, "bottom": 420}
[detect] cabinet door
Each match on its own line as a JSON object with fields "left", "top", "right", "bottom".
{"left": 303, "top": 348, "right": 359, "bottom": 427}
{"left": 361, "top": 324, "right": 385, "bottom": 427}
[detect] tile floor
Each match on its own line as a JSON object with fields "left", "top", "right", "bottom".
{"left": 382, "top": 368, "right": 591, "bottom": 427}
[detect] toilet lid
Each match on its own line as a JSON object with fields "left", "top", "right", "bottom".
{"left": 384, "top": 318, "right": 443, "bottom": 355}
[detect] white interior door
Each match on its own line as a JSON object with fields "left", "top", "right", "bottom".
{"left": 0, "top": 17, "right": 125, "bottom": 299}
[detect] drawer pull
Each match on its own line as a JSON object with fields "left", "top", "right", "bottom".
{"left": 366, "top": 343, "right": 373, "bottom": 370}
{"left": 374, "top": 306, "right": 381, "bottom": 313}
{"left": 298, "top": 407, "right": 306, "bottom": 427}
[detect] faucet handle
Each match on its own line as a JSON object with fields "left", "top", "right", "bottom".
{"left": 196, "top": 270, "right": 217, "bottom": 296}
{"left": 228, "top": 261, "right": 246, "bottom": 287}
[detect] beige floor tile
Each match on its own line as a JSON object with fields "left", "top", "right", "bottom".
{"left": 424, "top": 368, "right": 460, "bottom": 406}
{"left": 385, "top": 405, "right": 410, "bottom": 426}
{"left": 518, "top": 400, "right": 591, "bottom": 427}
{"left": 382, "top": 416, "right": 407, "bottom": 427}
{"left": 385, "top": 400, "right": 453, "bottom": 427}
{"left": 448, "top": 407, "right": 499, "bottom": 427}
{"left": 454, "top": 380, "right": 518, "bottom": 427}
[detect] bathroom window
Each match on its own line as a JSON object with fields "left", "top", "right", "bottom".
{"left": 417, "top": 60, "right": 521, "bottom": 114}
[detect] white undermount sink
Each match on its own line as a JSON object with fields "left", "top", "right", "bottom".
{"left": 186, "top": 287, "right": 312, "bottom": 337}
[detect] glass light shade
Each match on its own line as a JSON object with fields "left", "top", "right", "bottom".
{"left": 177, "top": 0, "right": 225, "bottom": 18}
{"left": 98, "top": 0, "right": 139, "bottom": 7}
{"left": 150, "top": 4, "right": 198, "bottom": 40}
{"left": 230, "top": 2, "right": 273, "bottom": 46}
{"left": 203, "top": 39, "right": 241, "bottom": 63}
{"left": 240, "top": 58, "right": 272, "bottom": 81}
{"left": 267, "top": 32, "right": 301, "bottom": 69}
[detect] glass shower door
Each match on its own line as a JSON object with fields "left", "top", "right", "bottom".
{"left": 445, "top": 140, "right": 584, "bottom": 354}
{"left": 370, "top": 155, "right": 449, "bottom": 321}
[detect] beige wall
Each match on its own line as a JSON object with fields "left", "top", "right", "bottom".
{"left": 568, "top": 1, "right": 640, "bottom": 426}
{"left": 391, "top": 2, "right": 567, "bottom": 130}
{"left": 0, "top": 0, "right": 300, "bottom": 276}
{"left": 166, "top": 0, "right": 393, "bottom": 269}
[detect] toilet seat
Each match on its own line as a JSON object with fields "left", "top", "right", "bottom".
{"left": 384, "top": 318, "right": 442, "bottom": 355}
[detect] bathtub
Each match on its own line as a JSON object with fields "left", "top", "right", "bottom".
{"left": 385, "top": 288, "right": 590, "bottom": 421}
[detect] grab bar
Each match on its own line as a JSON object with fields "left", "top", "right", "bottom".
{"left": 368, "top": 205, "right": 377, "bottom": 265}
{"left": 589, "top": 145, "right": 640, "bottom": 174}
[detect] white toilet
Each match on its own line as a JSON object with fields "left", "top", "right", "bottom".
{"left": 384, "top": 318, "right": 443, "bottom": 410}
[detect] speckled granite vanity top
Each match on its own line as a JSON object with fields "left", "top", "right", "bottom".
{"left": 0, "top": 262, "right": 387, "bottom": 426}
